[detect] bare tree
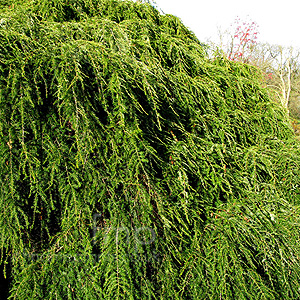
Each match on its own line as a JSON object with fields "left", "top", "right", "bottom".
{"left": 251, "top": 44, "right": 300, "bottom": 116}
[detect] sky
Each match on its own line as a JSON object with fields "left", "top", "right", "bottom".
{"left": 153, "top": 0, "right": 300, "bottom": 49}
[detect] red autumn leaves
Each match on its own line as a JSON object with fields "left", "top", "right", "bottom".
{"left": 228, "top": 17, "right": 259, "bottom": 62}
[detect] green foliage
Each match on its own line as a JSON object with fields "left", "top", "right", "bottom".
{"left": 1, "top": 0, "right": 300, "bottom": 299}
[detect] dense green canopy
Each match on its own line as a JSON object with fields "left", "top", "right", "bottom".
{"left": 1, "top": 0, "right": 300, "bottom": 299}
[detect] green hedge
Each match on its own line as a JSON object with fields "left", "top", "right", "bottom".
{"left": 1, "top": 0, "right": 300, "bottom": 299}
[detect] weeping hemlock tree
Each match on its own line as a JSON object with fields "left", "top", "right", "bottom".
{"left": 1, "top": 0, "right": 300, "bottom": 299}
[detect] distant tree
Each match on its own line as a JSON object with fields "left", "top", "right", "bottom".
{"left": 250, "top": 43, "right": 300, "bottom": 118}
{"left": 227, "top": 17, "right": 259, "bottom": 62}
{"left": 209, "top": 17, "right": 300, "bottom": 119}
{"left": 210, "top": 16, "right": 259, "bottom": 62}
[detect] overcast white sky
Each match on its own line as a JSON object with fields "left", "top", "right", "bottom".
{"left": 154, "top": 0, "right": 300, "bottom": 48}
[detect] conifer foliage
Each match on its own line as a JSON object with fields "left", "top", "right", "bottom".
{"left": 1, "top": 0, "right": 300, "bottom": 299}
